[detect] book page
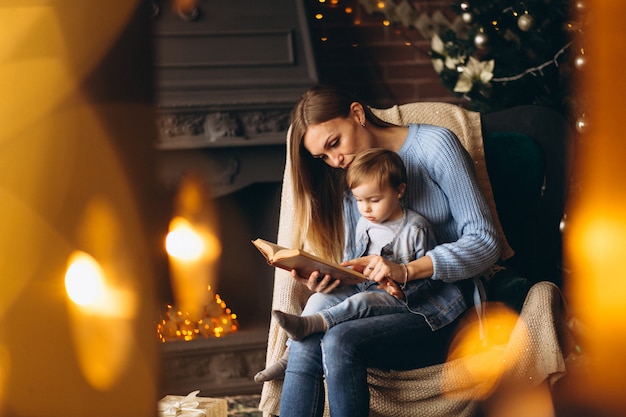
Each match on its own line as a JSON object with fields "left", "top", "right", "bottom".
{"left": 252, "top": 238, "right": 366, "bottom": 285}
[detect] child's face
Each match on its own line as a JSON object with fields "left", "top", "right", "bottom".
{"left": 351, "top": 180, "right": 403, "bottom": 224}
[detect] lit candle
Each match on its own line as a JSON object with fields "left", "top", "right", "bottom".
{"left": 166, "top": 173, "right": 222, "bottom": 322}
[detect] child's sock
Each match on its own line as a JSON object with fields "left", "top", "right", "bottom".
{"left": 254, "top": 347, "right": 290, "bottom": 383}
{"left": 272, "top": 310, "right": 327, "bottom": 341}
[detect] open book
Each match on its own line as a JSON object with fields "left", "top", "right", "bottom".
{"left": 251, "top": 238, "right": 366, "bottom": 286}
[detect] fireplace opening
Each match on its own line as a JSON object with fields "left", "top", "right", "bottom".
{"left": 156, "top": 165, "right": 284, "bottom": 397}
{"left": 214, "top": 181, "right": 281, "bottom": 330}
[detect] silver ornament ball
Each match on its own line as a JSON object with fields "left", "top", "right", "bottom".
{"left": 517, "top": 14, "right": 534, "bottom": 32}
{"left": 474, "top": 32, "right": 488, "bottom": 49}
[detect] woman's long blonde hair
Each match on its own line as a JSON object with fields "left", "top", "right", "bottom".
{"left": 288, "top": 85, "right": 394, "bottom": 262}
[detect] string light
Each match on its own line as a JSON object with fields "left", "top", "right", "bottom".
{"left": 157, "top": 292, "right": 239, "bottom": 342}
{"left": 492, "top": 41, "right": 572, "bottom": 83}
{"left": 310, "top": 0, "right": 583, "bottom": 140}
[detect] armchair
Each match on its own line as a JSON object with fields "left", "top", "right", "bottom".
{"left": 258, "top": 102, "right": 574, "bottom": 417}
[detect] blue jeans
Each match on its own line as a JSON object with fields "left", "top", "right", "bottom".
{"left": 279, "top": 309, "right": 460, "bottom": 417}
{"left": 304, "top": 281, "right": 411, "bottom": 328}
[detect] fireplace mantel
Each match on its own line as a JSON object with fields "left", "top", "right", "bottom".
{"left": 152, "top": 0, "right": 315, "bottom": 396}
{"left": 152, "top": 0, "right": 317, "bottom": 126}
{"left": 160, "top": 328, "right": 268, "bottom": 397}
{"left": 152, "top": 0, "right": 316, "bottom": 195}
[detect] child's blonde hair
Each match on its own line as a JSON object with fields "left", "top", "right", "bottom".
{"left": 346, "top": 148, "right": 407, "bottom": 192}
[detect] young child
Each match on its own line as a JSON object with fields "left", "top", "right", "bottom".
{"left": 254, "top": 148, "right": 437, "bottom": 383}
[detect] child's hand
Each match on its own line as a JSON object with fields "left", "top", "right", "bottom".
{"left": 343, "top": 255, "right": 394, "bottom": 283}
{"left": 378, "top": 278, "right": 405, "bottom": 300}
{"left": 343, "top": 255, "right": 406, "bottom": 300}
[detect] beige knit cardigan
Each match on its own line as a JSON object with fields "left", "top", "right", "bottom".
{"left": 258, "top": 102, "right": 570, "bottom": 417}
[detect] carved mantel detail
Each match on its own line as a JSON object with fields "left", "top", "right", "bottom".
{"left": 156, "top": 109, "right": 291, "bottom": 149}
{"left": 154, "top": 108, "right": 289, "bottom": 196}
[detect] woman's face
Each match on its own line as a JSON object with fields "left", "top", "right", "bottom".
{"left": 302, "top": 105, "right": 372, "bottom": 169}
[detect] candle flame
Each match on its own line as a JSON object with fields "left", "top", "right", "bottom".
{"left": 166, "top": 216, "right": 205, "bottom": 261}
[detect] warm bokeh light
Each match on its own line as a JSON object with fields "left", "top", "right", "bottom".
{"left": 166, "top": 216, "right": 205, "bottom": 261}
{"left": 443, "top": 303, "right": 525, "bottom": 399}
{"left": 65, "top": 250, "right": 138, "bottom": 318}
{"left": 65, "top": 248, "right": 139, "bottom": 390}
{"left": 0, "top": 345, "right": 9, "bottom": 407}
{"left": 65, "top": 251, "right": 106, "bottom": 307}
{"left": 565, "top": 2, "right": 626, "bottom": 415}
{"left": 1, "top": 1, "right": 159, "bottom": 415}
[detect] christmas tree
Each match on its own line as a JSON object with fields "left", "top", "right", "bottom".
{"left": 359, "top": 0, "right": 581, "bottom": 117}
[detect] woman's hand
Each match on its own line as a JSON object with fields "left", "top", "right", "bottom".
{"left": 342, "top": 255, "right": 406, "bottom": 300}
{"left": 290, "top": 269, "right": 341, "bottom": 293}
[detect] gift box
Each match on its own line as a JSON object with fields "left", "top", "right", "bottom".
{"left": 158, "top": 391, "right": 228, "bottom": 417}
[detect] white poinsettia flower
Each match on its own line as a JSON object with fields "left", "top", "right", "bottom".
{"left": 431, "top": 34, "right": 464, "bottom": 71}
{"left": 454, "top": 57, "right": 495, "bottom": 93}
{"left": 431, "top": 34, "right": 444, "bottom": 54}
{"left": 445, "top": 55, "right": 463, "bottom": 70}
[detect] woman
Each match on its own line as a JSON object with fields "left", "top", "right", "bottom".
{"left": 280, "top": 85, "right": 501, "bottom": 417}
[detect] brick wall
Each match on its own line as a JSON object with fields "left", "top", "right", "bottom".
{"left": 306, "top": 0, "right": 461, "bottom": 109}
